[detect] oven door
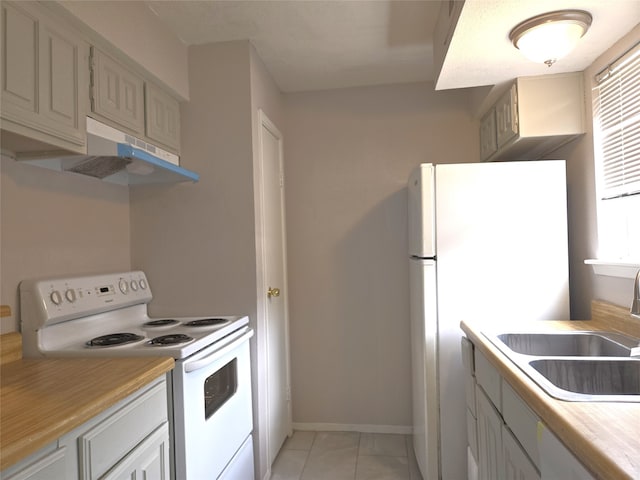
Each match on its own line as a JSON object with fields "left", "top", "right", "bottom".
{"left": 171, "top": 326, "right": 254, "bottom": 480}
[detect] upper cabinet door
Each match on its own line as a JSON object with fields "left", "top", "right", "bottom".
{"left": 1, "top": 2, "right": 38, "bottom": 117}
{"left": 480, "top": 109, "right": 497, "bottom": 161}
{"left": 145, "top": 82, "right": 180, "bottom": 153}
{"left": 1, "top": 1, "right": 87, "bottom": 152}
{"left": 90, "top": 47, "right": 145, "bottom": 135}
{"left": 495, "top": 85, "right": 518, "bottom": 148}
{"left": 39, "top": 16, "right": 87, "bottom": 142}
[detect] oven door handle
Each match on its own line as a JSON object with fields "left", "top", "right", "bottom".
{"left": 184, "top": 328, "right": 254, "bottom": 373}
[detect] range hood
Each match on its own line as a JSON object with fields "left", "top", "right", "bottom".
{"left": 21, "top": 117, "right": 199, "bottom": 185}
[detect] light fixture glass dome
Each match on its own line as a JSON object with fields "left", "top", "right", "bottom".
{"left": 510, "top": 10, "right": 592, "bottom": 66}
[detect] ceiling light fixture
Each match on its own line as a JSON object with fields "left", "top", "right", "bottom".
{"left": 509, "top": 10, "right": 592, "bottom": 67}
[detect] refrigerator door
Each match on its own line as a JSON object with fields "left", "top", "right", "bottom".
{"left": 408, "top": 164, "right": 435, "bottom": 258}
{"left": 435, "top": 160, "right": 570, "bottom": 323}
{"left": 434, "top": 160, "right": 570, "bottom": 480}
{"left": 409, "top": 258, "right": 439, "bottom": 480}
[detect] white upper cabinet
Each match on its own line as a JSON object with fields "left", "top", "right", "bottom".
{"left": 494, "top": 85, "right": 518, "bottom": 149}
{"left": 145, "top": 82, "right": 180, "bottom": 152}
{"left": 90, "top": 47, "right": 145, "bottom": 136}
{"left": 1, "top": 1, "right": 192, "bottom": 184}
{"left": 480, "top": 73, "right": 586, "bottom": 162}
{"left": 1, "top": 1, "right": 88, "bottom": 155}
{"left": 90, "top": 48, "right": 181, "bottom": 154}
{"left": 479, "top": 109, "right": 498, "bottom": 161}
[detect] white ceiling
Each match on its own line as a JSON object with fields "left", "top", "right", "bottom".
{"left": 438, "top": 0, "right": 640, "bottom": 90}
{"left": 144, "top": 0, "right": 640, "bottom": 93}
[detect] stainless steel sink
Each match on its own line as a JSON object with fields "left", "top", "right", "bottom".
{"left": 483, "top": 330, "right": 640, "bottom": 402}
{"left": 496, "top": 332, "right": 639, "bottom": 357}
{"left": 528, "top": 358, "right": 640, "bottom": 401}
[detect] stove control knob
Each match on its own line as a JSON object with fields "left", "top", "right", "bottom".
{"left": 119, "top": 279, "right": 129, "bottom": 294}
{"left": 130, "top": 280, "right": 139, "bottom": 291}
{"left": 65, "top": 289, "right": 76, "bottom": 303}
{"left": 50, "top": 290, "right": 62, "bottom": 305}
{"left": 139, "top": 279, "right": 147, "bottom": 290}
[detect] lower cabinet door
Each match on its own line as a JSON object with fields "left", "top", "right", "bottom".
{"left": 102, "top": 424, "right": 170, "bottom": 480}
{"left": 476, "top": 386, "right": 503, "bottom": 480}
{"left": 502, "top": 425, "right": 540, "bottom": 480}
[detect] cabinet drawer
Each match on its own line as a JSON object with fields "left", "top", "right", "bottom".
{"left": 79, "top": 379, "right": 167, "bottom": 480}
{"left": 538, "top": 425, "right": 595, "bottom": 480}
{"left": 502, "top": 424, "right": 540, "bottom": 480}
{"left": 3, "top": 445, "right": 68, "bottom": 480}
{"left": 474, "top": 349, "right": 502, "bottom": 412}
{"left": 502, "top": 381, "right": 540, "bottom": 469}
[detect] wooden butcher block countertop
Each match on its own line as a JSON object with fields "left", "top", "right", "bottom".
{"left": 0, "top": 332, "right": 174, "bottom": 471}
{"left": 461, "top": 301, "right": 640, "bottom": 480}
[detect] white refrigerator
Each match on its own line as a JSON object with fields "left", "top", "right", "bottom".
{"left": 408, "top": 161, "right": 570, "bottom": 480}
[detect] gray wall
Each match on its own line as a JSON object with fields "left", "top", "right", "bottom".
{"left": 131, "top": 40, "right": 255, "bottom": 320}
{"left": 0, "top": 156, "right": 131, "bottom": 332}
{"left": 283, "top": 82, "right": 478, "bottom": 429}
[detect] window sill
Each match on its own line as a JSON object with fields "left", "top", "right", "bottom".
{"left": 584, "top": 259, "right": 640, "bottom": 279}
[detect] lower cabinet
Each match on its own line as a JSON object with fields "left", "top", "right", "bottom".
{"left": 472, "top": 348, "right": 540, "bottom": 480}
{"left": 476, "top": 386, "right": 504, "bottom": 480}
{"left": 476, "top": 384, "right": 539, "bottom": 480}
{"left": 467, "top": 342, "right": 596, "bottom": 480}
{"left": 1, "top": 376, "right": 168, "bottom": 480}
{"left": 102, "top": 424, "right": 170, "bottom": 480}
{"left": 78, "top": 377, "right": 168, "bottom": 479}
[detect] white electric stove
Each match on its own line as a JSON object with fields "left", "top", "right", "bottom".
{"left": 19, "top": 271, "right": 255, "bottom": 480}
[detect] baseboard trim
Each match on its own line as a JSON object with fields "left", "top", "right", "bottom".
{"left": 291, "top": 422, "right": 412, "bottom": 435}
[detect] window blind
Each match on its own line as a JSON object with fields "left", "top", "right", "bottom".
{"left": 594, "top": 43, "right": 640, "bottom": 200}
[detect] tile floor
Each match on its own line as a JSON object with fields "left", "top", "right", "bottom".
{"left": 271, "top": 431, "right": 423, "bottom": 480}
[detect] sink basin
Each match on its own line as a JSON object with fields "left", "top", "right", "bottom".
{"left": 496, "top": 332, "right": 638, "bottom": 357}
{"left": 529, "top": 358, "right": 640, "bottom": 399}
{"left": 483, "top": 330, "right": 640, "bottom": 401}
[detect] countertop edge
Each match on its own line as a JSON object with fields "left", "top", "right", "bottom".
{"left": 460, "top": 319, "right": 638, "bottom": 480}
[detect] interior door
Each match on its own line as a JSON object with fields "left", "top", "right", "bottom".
{"left": 257, "top": 110, "right": 292, "bottom": 468}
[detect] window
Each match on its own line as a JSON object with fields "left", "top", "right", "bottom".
{"left": 592, "top": 42, "right": 640, "bottom": 262}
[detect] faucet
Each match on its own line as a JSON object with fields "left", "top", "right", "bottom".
{"left": 632, "top": 269, "right": 640, "bottom": 319}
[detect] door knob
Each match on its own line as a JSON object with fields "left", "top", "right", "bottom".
{"left": 267, "top": 287, "right": 281, "bottom": 298}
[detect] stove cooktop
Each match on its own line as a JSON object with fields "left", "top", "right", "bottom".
{"left": 19, "top": 271, "right": 249, "bottom": 360}
{"left": 35, "top": 314, "right": 249, "bottom": 359}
